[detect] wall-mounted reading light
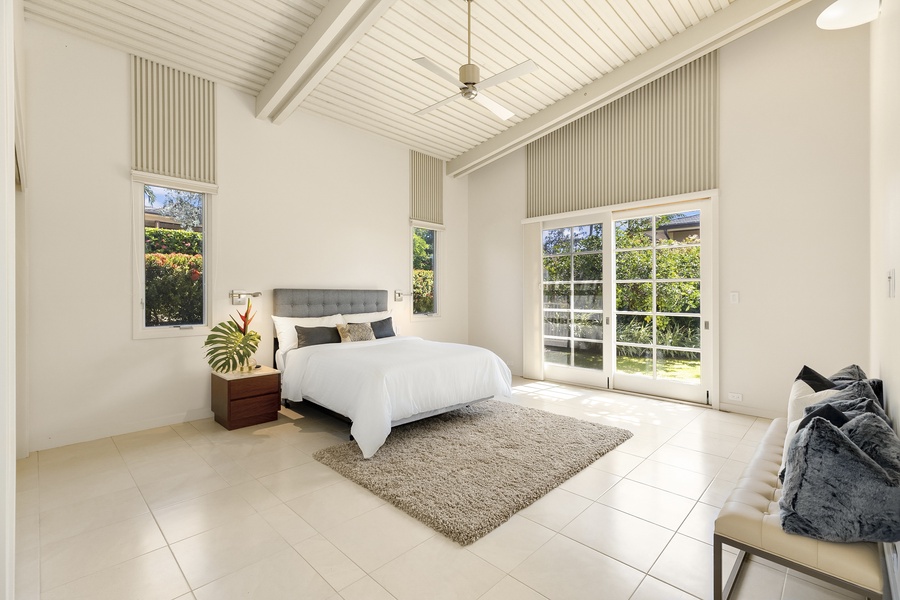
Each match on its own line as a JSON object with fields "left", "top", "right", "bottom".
{"left": 229, "top": 290, "right": 262, "bottom": 305}
{"left": 394, "top": 290, "right": 413, "bottom": 302}
{"left": 816, "top": 0, "right": 880, "bottom": 29}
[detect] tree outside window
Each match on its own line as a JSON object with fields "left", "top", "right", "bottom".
{"left": 413, "top": 227, "right": 436, "bottom": 315}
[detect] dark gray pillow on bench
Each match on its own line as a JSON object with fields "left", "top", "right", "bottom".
{"left": 780, "top": 417, "right": 900, "bottom": 543}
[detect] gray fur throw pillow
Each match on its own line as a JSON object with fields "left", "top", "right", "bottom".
{"left": 780, "top": 417, "right": 900, "bottom": 542}
{"left": 803, "top": 380, "right": 892, "bottom": 427}
{"left": 842, "top": 413, "right": 900, "bottom": 485}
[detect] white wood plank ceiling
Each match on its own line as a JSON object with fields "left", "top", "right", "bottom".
{"left": 24, "top": 0, "right": 738, "bottom": 162}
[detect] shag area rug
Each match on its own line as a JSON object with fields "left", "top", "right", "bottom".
{"left": 313, "top": 400, "right": 633, "bottom": 545}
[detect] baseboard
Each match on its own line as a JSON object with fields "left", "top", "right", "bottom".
{"left": 718, "top": 402, "right": 783, "bottom": 420}
{"left": 30, "top": 407, "right": 215, "bottom": 452}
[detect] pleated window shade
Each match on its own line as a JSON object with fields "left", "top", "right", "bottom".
{"left": 410, "top": 150, "right": 444, "bottom": 226}
{"left": 527, "top": 52, "right": 718, "bottom": 218}
{"left": 132, "top": 56, "right": 216, "bottom": 185}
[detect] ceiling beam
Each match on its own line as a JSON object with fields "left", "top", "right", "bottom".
{"left": 446, "top": 0, "right": 815, "bottom": 177}
{"left": 255, "top": 0, "right": 397, "bottom": 124}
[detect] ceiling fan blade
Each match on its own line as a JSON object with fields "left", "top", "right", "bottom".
{"left": 413, "top": 57, "right": 464, "bottom": 88}
{"left": 478, "top": 60, "right": 538, "bottom": 90}
{"left": 471, "top": 92, "right": 515, "bottom": 121}
{"left": 415, "top": 92, "right": 461, "bottom": 116}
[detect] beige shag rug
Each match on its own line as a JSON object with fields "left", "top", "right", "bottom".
{"left": 313, "top": 400, "right": 633, "bottom": 545}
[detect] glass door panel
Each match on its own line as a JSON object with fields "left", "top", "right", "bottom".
{"left": 612, "top": 207, "right": 709, "bottom": 403}
{"left": 542, "top": 223, "right": 607, "bottom": 384}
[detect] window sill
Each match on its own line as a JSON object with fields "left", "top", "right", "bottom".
{"left": 133, "top": 325, "right": 211, "bottom": 340}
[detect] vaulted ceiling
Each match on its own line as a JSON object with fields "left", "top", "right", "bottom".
{"left": 23, "top": 0, "right": 811, "bottom": 175}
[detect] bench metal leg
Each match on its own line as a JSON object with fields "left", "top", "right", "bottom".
{"left": 715, "top": 534, "right": 747, "bottom": 600}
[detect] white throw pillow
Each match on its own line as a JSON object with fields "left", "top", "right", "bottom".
{"left": 786, "top": 379, "right": 838, "bottom": 424}
{"left": 343, "top": 310, "right": 391, "bottom": 324}
{"left": 272, "top": 314, "right": 345, "bottom": 352}
{"left": 780, "top": 418, "right": 802, "bottom": 479}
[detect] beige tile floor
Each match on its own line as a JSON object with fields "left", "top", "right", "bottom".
{"left": 15, "top": 377, "right": 866, "bottom": 600}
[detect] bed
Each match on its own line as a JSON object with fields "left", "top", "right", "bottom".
{"left": 273, "top": 289, "right": 512, "bottom": 457}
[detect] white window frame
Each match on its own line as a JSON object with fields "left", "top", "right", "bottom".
{"left": 410, "top": 220, "right": 443, "bottom": 320}
{"left": 132, "top": 171, "right": 217, "bottom": 340}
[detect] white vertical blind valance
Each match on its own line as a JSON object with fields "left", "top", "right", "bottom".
{"left": 410, "top": 150, "right": 443, "bottom": 226}
{"left": 132, "top": 56, "right": 216, "bottom": 185}
{"left": 526, "top": 52, "right": 718, "bottom": 218}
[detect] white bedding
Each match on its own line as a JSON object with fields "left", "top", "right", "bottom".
{"left": 281, "top": 336, "right": 512, "bottom": 458}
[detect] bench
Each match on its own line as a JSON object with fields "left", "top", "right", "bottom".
{"left": 713, "top": 417, "right": 889, "bottom": 600}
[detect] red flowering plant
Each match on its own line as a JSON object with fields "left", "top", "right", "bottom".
{"left": 202, "top": 298, "right": 261, "bottom": 373}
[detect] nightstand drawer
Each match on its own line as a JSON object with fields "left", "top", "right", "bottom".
{"left": 229, "top": 373, "right": 280, "bottom": 400}
{"left": 230, "top": 393, "right": 281, "bottom": 421}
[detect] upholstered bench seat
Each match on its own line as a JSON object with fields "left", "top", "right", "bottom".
{"left": 713, "top": 417, "right": 885, "bottom": 599}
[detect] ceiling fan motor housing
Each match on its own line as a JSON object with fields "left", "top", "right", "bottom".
{"left": 459, "top": 63, "right": 480, "bottom": 85}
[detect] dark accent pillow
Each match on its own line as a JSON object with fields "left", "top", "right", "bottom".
{"left": 795, "top": 365, "right": 836, "bottom": 393}
{"left": 295, "top": 325, "right": 341, "bottom": 348}
{"left": 842, "top": 413, "right": 900, "bottom": 485}
{"left": 370, "top": 316, "right": 395, "bottom": 339}
{"left": 797, "top": 403, "right": 849, "bottom": 432}
{"left": 780, "top": 418, "right": 900, "bottom": 543}
{"left": 829, "top": 364, "right": 867, "bottom": 382}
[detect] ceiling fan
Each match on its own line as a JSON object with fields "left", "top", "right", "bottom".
{"left": 413, "top": 0, "right": 537, "bottom": 121}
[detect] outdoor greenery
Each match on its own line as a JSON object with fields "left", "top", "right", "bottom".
{"left": 143, "top": 185, "right": 204, "bottom": 327}
{"left": 144, "top": 253, "right": 203, "bottom": 326}
{"left": 413, "top": 269, "right": 435, "bottom": 314}
{"left": 413, "top": 228, "right": 436, "bottom": 314}
{"left": 542, "top": 212, "right": 702, "bottom": 379}
{"left": 145, "top": 228, "right": 203, "bottom": 255}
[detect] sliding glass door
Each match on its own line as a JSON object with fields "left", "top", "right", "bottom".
{"left": 539, "top": 199, "right": 715, "bottom": 403}
{"left": 542, "top": 223, "right": 609, "bottom": 387}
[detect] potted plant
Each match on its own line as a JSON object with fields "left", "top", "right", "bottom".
{"left": 203, "top": 298, "right": 261, "bottom": 373}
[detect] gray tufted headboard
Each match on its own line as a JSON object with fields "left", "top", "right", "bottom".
{"left": 272, "top": 289, "right": 388, "bottom": 319}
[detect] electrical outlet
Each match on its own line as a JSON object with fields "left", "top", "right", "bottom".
{"left": 727, "top": 392, "right": 743, "bottom": 402}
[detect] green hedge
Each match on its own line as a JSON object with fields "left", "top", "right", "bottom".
{"left": 145, "top": 228, "right": 203, "bottom": 255}
{"left": 413, "top": 269, "right": 435, "bottom": 314}
{"left": 145, "top": 253, "right": 203, "bottom": 326}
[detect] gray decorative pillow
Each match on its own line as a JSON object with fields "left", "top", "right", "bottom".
{"left": 780, "top": 418, "right": 900, "bottom": 543}
{"left": 370, "top": 316, "right": 395, "bottom": 339}
{"left": 833, "top": 378, "right": 884, "bottom": 406}
{"left": 294, "top": 325, "right": 341, "bottom": 348}
{"left": 829, "top": 364, "right": 867, "bottom": 382}
{"left": 804, "top": 380, "right": 882, "bottom": 415}
{"left": 805, "top": 390, "right": 892, "bottom": 428}
{"left": 842, "top": 413, "right": 900, "bottom": 485}
{"left": 336, "top": 322, "right": 375, "bottom": 343}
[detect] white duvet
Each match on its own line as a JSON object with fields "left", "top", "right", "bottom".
{"left": 281, "top": 336, "right": 512, "bottom": 458}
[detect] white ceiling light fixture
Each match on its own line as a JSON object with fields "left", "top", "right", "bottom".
{"left": 816, "top": 0, "right": 881, "bottom": 29}
{"left": 413, "top": 0, "right": 537, "bottom": 121}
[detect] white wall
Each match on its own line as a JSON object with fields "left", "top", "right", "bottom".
{"left": 718, "top": 0, "right": 870, "bottom": 417}
{"left": 468, "top": 0, "right": 871, "bottom": 419}
{"left": 468, "top": 149, "right": 527, "bottom": 376}
{"left": 21, "top": 21, "right": 469, "bottom": 451}
{"left": 870, "top": 0, "right": 900, "bottom": 428}
{"left": 1, "top": 0, "right": 16, "bottom": 594}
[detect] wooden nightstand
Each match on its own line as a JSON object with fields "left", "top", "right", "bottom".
{"left": 210, "top": 365, "right": 281, "bottom": 430}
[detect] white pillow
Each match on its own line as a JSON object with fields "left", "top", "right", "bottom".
{"left": 343, "top": 310, "right": 391, "bottom": 324}
{"left": 780, "top": 418, "right": 802, "bottom": 480}
{"left": 272, "top": 314, "right": 344, "bottom": 352}
{"left": 786, "top": 379, "right": 839, "bottom": 423}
